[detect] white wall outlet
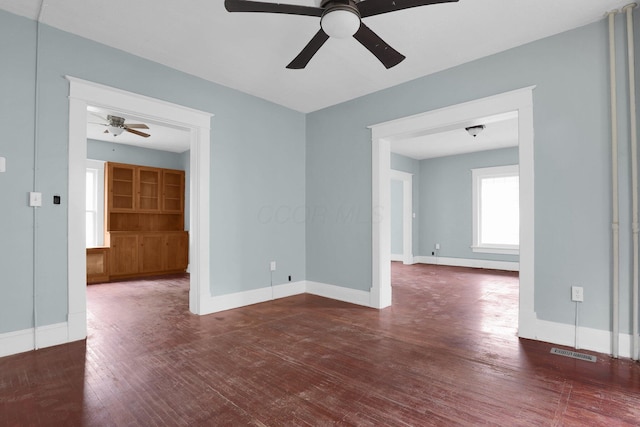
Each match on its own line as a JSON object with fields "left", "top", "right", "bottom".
{"left": 29, "top": 191, "right": 42, "bottom": 207}
{"left": 270, "top": 261, "right": 276, "bottom": 272}
{"left": 571, "top": 286, "right": 584, "bottom": 302}
{"left": 0, "top": 156, "right": 6, "bottom": 173}
{"left": 435, "top": 243, "right": 440, "bottom": 250}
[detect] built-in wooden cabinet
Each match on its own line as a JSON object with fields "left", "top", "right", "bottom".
{"left": 108, "top": 163, "right": 136, "bottom": 211}
{"left": 86, "top": 247, "right": 110, "bottom": 284}
{"left": 162, "top": 170, "right": 184, "bottom": 213}
{"left": 137, "top": 167, "right": 162, "bottom": 212}
{"left": 101, "top": 162, "right": 188, "bottom": 281}
{"left": 109, "top": 231, "right": 189, "bottom": 278}
{"left": 109, "top": 233, "right": 140, "bottom": 277}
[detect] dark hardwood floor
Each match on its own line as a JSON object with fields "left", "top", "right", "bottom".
{"left": 2, "top": 263, "right": 640, "bottom": 426}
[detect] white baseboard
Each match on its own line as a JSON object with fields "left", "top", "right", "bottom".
{"left": 415, "top": 255, "right": 519, "bottom": 272}
{"left": 198, "top": 280, "right": 371, "bottom": 315}
{"left": 533, "top": 318, "right": 632, "bottom": 359}
{"left": 0, "top": 322, "right": 73, "bottom": 358}
{"left": 391, "top": 254, "right": 404, "bottom": 262}
{"left": 201, "top": 281, "right": 306, "bottom": 314}
{"left": 306, "top": 281, "right": 371, "bottom": 308}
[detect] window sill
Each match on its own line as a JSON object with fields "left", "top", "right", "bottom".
{"left": 471, "top": 246, "right": 519, "bottom": 256}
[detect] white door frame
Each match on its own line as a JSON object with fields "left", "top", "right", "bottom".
{"left": 66, "top": 77, "right": 212, "bottom": 342}
{"left": 369, "top": 87, "right": 537, "bottom": 339}
{"left": 390, "top": 169, "right": 414, "bottom": 265}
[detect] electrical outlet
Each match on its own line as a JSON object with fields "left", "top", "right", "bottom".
{"left": 435, "top": 243, "right": 440, "bottom": 250}
{"left": 571, "top": 286, "right": 584, "bottom": 302}
{"left": 270, "top": 261, "right": 276, "bottom": 272}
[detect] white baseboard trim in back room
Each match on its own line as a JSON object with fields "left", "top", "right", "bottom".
{"left": 414, "top": 255, "right": 519, "bottom": 272}
{"left": 390, "top": 254, "right": 404, "bottom": 262}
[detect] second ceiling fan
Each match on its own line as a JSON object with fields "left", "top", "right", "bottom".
{"left": 225, "top": 0, "right": 459, "bottom": 69}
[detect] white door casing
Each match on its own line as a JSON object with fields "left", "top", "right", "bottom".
{"left": 369, "top": 86, "right": 536, "bottom": 339}
{"left": 66, "top": 77, "right": 212, "bottom": 342}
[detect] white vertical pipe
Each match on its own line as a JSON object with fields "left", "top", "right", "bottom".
{"left": 609, "top": 10, "right": 620, "bottom": 359}
{"left": 624, "top": 3, "right": 639, "bottom": 361}
{"left": 32, "top": 0, "right": 46, "bottom": 351}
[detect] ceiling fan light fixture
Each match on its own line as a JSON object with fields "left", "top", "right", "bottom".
{"left": 107, "top": 125, "right": 125, "bottom": 136}
{"left": 321, "top": 6, "right": 361, "bottom": 39}
{"left": 465, "top": 125, "right": 485, "bottom": 138}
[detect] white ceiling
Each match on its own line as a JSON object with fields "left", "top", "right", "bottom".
{"left": 0, "top": 0, "right": 631, "bottom": 114}
{"left": 87, "top": 107, "right": 190, "bottom": 153}
{"left": 390, "top": 111, "right": 519, "bottom": 160}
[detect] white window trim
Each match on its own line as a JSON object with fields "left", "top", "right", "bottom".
{"left": 86, "top": 159, "right": 105, "bottom": 247}
{"left": 471, "top": 164, "right": 519, "bottom": 255}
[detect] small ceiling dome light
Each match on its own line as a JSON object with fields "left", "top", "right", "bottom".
{"left": 465, "top": 125, "right": 485, "bottom": 138}
{"left": 321, "top": 2, "right": 361, "bottom": 39}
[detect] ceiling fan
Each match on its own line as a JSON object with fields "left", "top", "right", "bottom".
{"left": 93, "top": 114, "right": 151, "bottom": 138}
{"left": 225, "top": 0, "right": 459, "bottom": 69}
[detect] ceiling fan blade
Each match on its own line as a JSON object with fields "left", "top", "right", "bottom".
{"left": 286, "top": 29, "right": 330, "bottom": 69}
{"left": 225, "top": 0, "right": 323, "bottom": 17}
{"left": 357, "top": 0, "right": 458, "bottom": 18}
{"left": 124, "top": 123, "right": 150, "bottom": 129}
{"left": 90, "top": 112, "right": 109, "bottom": 122}
{"left": 126, "top": 128, "right": 151, "bottom": 138}
{"left": 353, "top": 23, "right": 405, "bottom": 69}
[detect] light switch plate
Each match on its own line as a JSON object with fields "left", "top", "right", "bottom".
{"left": 29, "top": 192, "right": 42, "bottom": 207}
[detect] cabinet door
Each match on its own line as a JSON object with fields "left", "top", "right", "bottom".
{"left": 110, "top": 234, "right": 139, "bottom": 276}
{"left": 162, "top": 170, "right": 184, "bottom": 213}
{"left": 166, "top": 232, "right": 189, "bottom": 271}
{"left": 137, "top": 167, "right": 162, "bottom": 212}
{"left": 107, "top": 163, "right": 136, "bottom": 212}
{"left": 139, "top": 233, "right": 167, "bottom": 273}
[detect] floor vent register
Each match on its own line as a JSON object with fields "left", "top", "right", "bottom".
{"left": 550, "top": 347, "right": 597, "bottom": 363}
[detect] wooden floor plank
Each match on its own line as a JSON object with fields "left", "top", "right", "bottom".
{"left": 1, "top": 264, "right": 640, "bottom": 425}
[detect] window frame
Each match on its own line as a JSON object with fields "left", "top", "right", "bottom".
{"left": 86, "top": 159, "right": 105, "bottom": 248}
{"left": 471, "top": 164, "right": 519, "bottom": 255}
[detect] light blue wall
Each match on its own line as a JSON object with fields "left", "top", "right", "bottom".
{"left": 391, "top": 152, "right": 420, "bottom": 256}
{"left": 0, "top": 10, "right": 305, "bottom": 333}
{"left": 87, "top": 139, "right": 185, "bottom": 170}
{"left": 307, "top": 16, "right": 635, "bottom": 333}
{"left": 390, "top": 179, "right": 403, "bottom": 255}
{"left": 0, "top": 13, "right": 37, "bottom": 335}
{"left": 418, "top": 147, "right": 519, "bottom": 261}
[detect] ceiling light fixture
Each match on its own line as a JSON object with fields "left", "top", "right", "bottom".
{"left": 321, "top": 2, "right": 361, "bottom": 39}
{"left": 107, "top": 125, "right": 125, "bottom": 136}
{"left": 465, "top": 125, "right": 485, "bottom": 138}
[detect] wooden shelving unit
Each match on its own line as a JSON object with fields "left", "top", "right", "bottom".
{"left": 96, "top": 162, "right": 188, "bottom": 281}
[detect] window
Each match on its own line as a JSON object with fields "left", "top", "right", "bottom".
{"left": 471, "top": 164, "right": 519, "bottom": 255}
{"left": 86, "top": 160, "right": 105, "bottom": 248}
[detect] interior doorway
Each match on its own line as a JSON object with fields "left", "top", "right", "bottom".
{"left": 370, "top": 87, "right": 536, "bottom": 340}
{"left": 66, "top": 77, "right": 212, "bottom": 343}
{"left": 390, "top": 169, "right": 413, "bottom": 265}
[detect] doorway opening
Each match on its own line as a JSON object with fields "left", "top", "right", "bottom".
{"left": 370, "top": 87, "right": 536, "bottom": 339}
{"left": 66, "top": 77, "right": 212, "bottom": 343}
